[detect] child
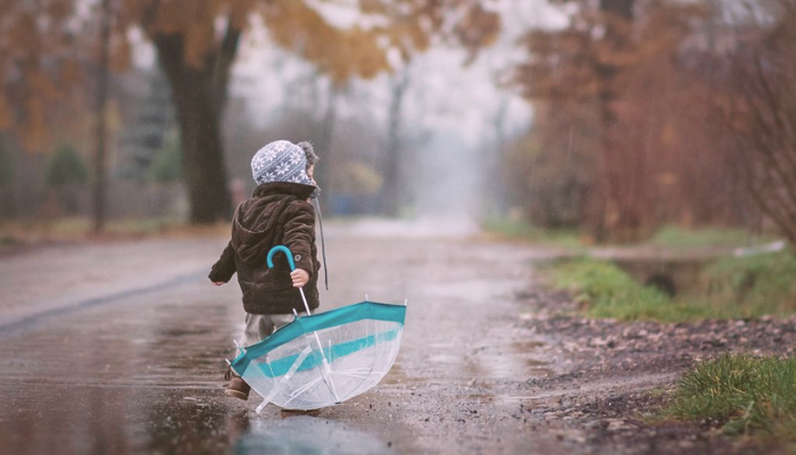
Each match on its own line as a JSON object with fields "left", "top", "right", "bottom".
{"left": 209, "top": 140, "right": 321, "bottom": 400}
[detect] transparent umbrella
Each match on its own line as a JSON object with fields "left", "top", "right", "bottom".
{"left": 227, "top": 245, "right": 406, "bottom": 412}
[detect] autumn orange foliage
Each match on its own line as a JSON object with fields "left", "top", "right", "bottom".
{"left": 512, "top": 0, "right": 758, "bottom": 242}
{"left": 1, "top": 0, "right": 502, "bottom": 223}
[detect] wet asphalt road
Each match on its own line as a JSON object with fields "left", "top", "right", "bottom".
{"left": 0, "top": 220, "right": 574, "bottom": 454}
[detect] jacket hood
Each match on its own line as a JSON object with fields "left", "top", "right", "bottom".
{"left": 232, "top": 182, "right": 315, "bottom": 265}
{"left": 251, "top": 181, "right": 315, "bottom": 200}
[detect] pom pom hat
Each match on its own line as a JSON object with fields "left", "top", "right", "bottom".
{"left": 251, "top": 140, "right": 316, "bottom": 187}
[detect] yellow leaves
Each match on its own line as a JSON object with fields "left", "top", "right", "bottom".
{"left": 0, "top": 0, "right": 508, "bottom": 155}
{"left": 261, "top": 0, "right": 502, "bottom": 81}
{"left": 453, "top": 3, "right": 501, "bottom": 62}
{"left": 229, "top": 0, "right": 256, "bottom": 30}
{"left": 338, "top": 27, "right": 390, "bottom": 81}
{"left": 263, "top": 0, "right": 390, "bottom": 84}
{"left": 140, "top": 0, "right": 257, "bottom": 69}
{"left": 380, "top": 19, "right": 430, "bottom": 62}
{"left": 0, "top": 0, "right": 81, "bottom": 152}
{"left": 153, "top": 0, "right": 217, "bottom": 67}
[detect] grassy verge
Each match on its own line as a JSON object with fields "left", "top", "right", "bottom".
{"left": 645, "top": 225, "right": 771, "bottom": 249}
{"left": 664, "top": 355, "right": 796, "bottom": 439}
{"left": 484, "top": 221, "right": 771, "bottom": 250}
{"left": 700, "top": 251, "right": 796, "bottom": 318}
{"left": 542, "top": 250, "right": 796, "bottom": 322}
{"left": 543, "top": 258, "right": 714, "bottom": 321}
{"left": 481, "top": 218, "right": 584, "bottom": 249}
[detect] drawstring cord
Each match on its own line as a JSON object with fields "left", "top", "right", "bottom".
{"left": 313, "top": 197, "right": 329, "bottom": 290}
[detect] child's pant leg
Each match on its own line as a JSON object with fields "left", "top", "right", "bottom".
{"left": 270, "top": 314, "right": 297, "bottom": 332}
{"left": 239, "top": 313, "right": 302, "bottom": 348}
{"left": 239, "top": 313, "right": 276, "bottom": 348}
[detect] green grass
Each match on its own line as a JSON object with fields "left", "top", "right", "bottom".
{"left": 483, "top": 220, "right": 777, "bottom": 249}
{"left": 481, "top": 218, "right": 584, "bottom": 249}
{"left": 543, "top": 249, "right": 796, "bottom": 322}
{"left": 544, "top": 258, "right": 714, "bottom": 321}
{"left": 699, "top": 251, "right": 796, "bottom": 318}
{"left": 665, "top": 355, "right": 796, "bottom": 439}
{"left": 646, "top": 225, "right": 767, "bottom": 248}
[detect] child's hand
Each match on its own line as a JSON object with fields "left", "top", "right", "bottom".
{"left": 213, "top": 281, "right": 225, "bottom": 286}
{"left": 291, "top": 269, "right": 310, "bottom": 288}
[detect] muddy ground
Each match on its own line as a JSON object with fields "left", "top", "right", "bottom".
{"left": 0, "top": 220, "right": 792, "bottom": 454}
{"left": 515, "top": 285, "right": 796, "bottom": 454}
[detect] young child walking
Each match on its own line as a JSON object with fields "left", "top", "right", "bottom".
{"left": 208, "top": 139, "right": 321, "bottom": 400}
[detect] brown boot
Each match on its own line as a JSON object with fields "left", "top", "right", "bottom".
{"left": 225, "top": 377, "right": 251, "bottom": 400}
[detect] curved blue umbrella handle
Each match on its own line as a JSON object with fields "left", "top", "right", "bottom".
{"left": 266, "top": 245, "right": 295, "bottom": 271}
{"left": 266, "top": 245, "right": 313, "bottom": 317}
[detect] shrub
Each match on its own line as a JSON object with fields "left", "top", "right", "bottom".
{"left": 150, "top": 135, "right": 183, "bottom": 183}
{"left": 46, "top": 144, "right": 88, "bottom": 187}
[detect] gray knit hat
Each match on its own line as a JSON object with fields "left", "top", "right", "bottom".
{"left": 251, "top": 140, "right": 316, "bottom": 187}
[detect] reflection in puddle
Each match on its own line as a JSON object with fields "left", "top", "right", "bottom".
{"left": 523, "top": 359, "right": 555, "bottom": 377}
{"left": 382, "top": 337, "right": 555, "bottom": 388}
{"left": 233, "top": 415, "right": 388, "bottom": 455}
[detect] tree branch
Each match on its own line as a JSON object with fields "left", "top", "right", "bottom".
{"left": 210, "top": 12, "right": 243, "bottom": 112}
{"left": 748, "top": 51, "right": 796, "bottom": 177}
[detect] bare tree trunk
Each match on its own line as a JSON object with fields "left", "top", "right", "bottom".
{"left": 171, "top": 78, "right": 231, "bottom": 223}
{"left": 314, "top": 84, "right": 338, "bottom": 212}
{"left": 490, "top": 96, "right": 510, "bottom": 216}
{"left": 92, "top": 0, "right": 111, "bottom": 235}
{"left": 719, "top": 2, "right": 796, "bottom": 246}
{"left": 601, "top": 0, "right": 634, "bottom": 20}
{"left": 150, "top": 22, "right": 240, "bottom": 224}
{"left": 588, "top": 0, "right": 639, "bottom": 242}
{"left": 381, "top": 70, "right": 409, "bottom": 217}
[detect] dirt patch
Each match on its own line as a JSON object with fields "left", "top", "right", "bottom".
{"left": 514, "top": 287, "right": 796, "bottom": 454}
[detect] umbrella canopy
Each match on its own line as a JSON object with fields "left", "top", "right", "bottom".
{"left": 228, "top": 246, "right": 406, "bottom": 412}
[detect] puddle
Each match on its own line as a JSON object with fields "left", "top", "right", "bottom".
{"left": 380, "top": 363, "right": 411, "bottom": 385}
{"left": 524, "top": 361, "right": 555, "bottom": 377}
{"left": 383, "top": 333, "right": 556, "bottom": 388}
{"left": 158, "top": 328, "right": 212, "bottom": 337}
{"left": 234, "top": 415, "right": 387, "bottom": 455}
{"left": 515, "top": 340, "right": 546, "bottom": 350}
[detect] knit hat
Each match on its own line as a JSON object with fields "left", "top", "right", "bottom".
{"left": 251, "top": 140, "right": 316, "bottom": 187}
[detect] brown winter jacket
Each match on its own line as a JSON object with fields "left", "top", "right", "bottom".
{"left": 208, "top": 182, "right": 320, "bottom": 315}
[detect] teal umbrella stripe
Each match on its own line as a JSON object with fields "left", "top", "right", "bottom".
{"left": 231, "top": 301, "right": 406, "bottom": 375}
{"left": 249, "top": 327, "right": 401, "bottom": 379}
